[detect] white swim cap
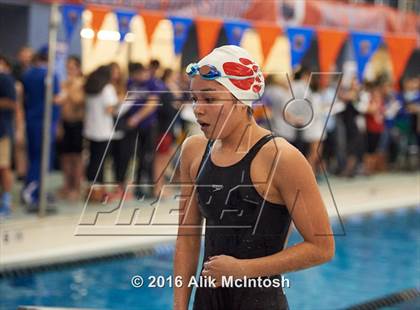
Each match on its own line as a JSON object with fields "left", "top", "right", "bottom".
{"left": 195, "top": 45, "right": 265, "bottom": 107}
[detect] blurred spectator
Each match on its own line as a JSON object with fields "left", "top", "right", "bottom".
{"left": 363, "top": 81, "right": 385, "bottom": 175}
{"left": 379, "top": 78, "right": 401, "bottom": 170}
{"left": 57, "top": 56, "right": 85, "bottom": 201}
{"left": 0, "top": 55, "right": 17, "bottom": 216}
{"left": 13, "top": 71, "right": 27, "bottom": 181}
{"left": 396, "top": 76, "right": 420, "bottom": 170}
{"left": 154, "top": 68, "right": 179, "bottom": 197}
{"left": 12, "top": 46, "right": 33, "bottom": 82}
{"left": 21, "top": 46, "right": 61, "bottom": 212}
{"left": 124, "top": 62, "right": 161, "bottom": 198}
{"left": 83, "top": 65, "right": 119, "bottom": 202}
{"left": 12, "top": 47, "right": 33, "bottom": 181}
{"left": 337, "top": 77, "right": 364, "bottom": 177}
{"left": 301, "top": 74, "right": 329, "bottom": 175}
{"left": 108, "top": 61, "right": 128, "bottom": 199}
{"left": 106, "top": 62, "right": 142, "bottom": 198}
{"left": 321, "top": 75, "right": 346, "bottom": 175}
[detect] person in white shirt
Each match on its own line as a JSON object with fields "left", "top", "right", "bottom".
{"left": 83, "top": 65, "right": 119, "bottom": 202}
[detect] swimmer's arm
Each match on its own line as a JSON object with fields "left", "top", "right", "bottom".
{"left": 241, "top": 143, "right": 335, "bottom": 278}
{"left": 174, "top": 138, "right": 203, "bottom": 310}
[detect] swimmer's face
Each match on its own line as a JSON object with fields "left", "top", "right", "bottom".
{"left": 190, "top": 77, "right": 248, "bottom": 140}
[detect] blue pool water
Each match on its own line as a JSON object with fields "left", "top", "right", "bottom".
{"left": 1, "top": 207, "right": 419, "bottom": 310}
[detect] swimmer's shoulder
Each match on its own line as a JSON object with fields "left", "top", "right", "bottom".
{"left": 260, "top": 135, "right": 306, "bottom": 168}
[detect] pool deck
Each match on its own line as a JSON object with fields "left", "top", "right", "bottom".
{"left": 1, "top": 172, "right": 419, "bottom": 272}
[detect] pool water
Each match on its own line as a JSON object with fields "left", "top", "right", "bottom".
{"left": 1, "top": 207, "right": 419, "bottom": 310}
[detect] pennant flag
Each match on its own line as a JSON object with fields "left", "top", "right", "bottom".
{"left": 61, "top": 4, "right": 84, "bottom": 43}
{"left": 384, "top": 34, "right": 416, "bottom": 88}
{"left": 115, "top": 10, "right": 136, "bottom": 42}
{"left": 195, "top": 17, "right": 223, "bottom": 59}
{"left": 168, "top": 16, "right": 193, "bottom": 55}
{"left": 141, "top": 10, "right": 164, "bottom": 46}
{"left": 317, "top": 28, "right": 348, "bottom": 87}
{"left": 253, "top": 22, "right": 281, "bottom": 65}
{"left": 351, "top": 31, "right": 383, "bottom": 82}
{"left": 224, "top": 20, "right": 250, "bottom": 46}
{"left": 286, "top": 27, "right": 315, "bottom": 70}
{"left": 87, "top": 5, "right": 109, "bottom": 44}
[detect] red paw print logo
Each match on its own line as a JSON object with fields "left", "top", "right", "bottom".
{"left": 222, "top": 58, "right": 263, "bottom": 94}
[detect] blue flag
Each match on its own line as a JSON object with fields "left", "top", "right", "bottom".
{"left": 168, "top": 16, "right": 193, "bottom": 55}
{"left": 286, "top": 27, "right": 314, "bottom": 69}
{"left": 224, "top": 20, "right": 250, "bottom": 46}
{"left": 351, "top": 31, "right": 383, "bottom": 82}
{"left": 61, "top": 4, "right": 84, "bottom": 43}
{"left": 115, "top": 10, "right": 136, "bottom": 42}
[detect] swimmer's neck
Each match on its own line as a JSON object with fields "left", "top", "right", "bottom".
{"left": 216, "top": 117, "right": 269, "bottom": 152}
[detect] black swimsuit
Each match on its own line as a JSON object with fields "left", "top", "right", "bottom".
{"left": 193, "top": 133, "right": 292, "bottom": 310}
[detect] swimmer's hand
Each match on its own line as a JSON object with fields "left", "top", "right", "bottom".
{"left": 201, "top": 255, "right": 244, "bottom": 288}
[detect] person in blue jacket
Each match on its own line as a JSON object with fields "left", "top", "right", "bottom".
{"left": 21, "top": 46, "right": 61, "bottom": 212}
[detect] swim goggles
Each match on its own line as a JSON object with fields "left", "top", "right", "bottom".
{"left": 186, "top": 63, "right": 254, "bottom": 80}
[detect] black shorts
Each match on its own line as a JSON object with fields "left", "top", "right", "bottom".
{"left": 62, "top": 121, "right": 83, "bottom": 154}
{"left": 367, "top": 132, "right": 381, "bottom": 154}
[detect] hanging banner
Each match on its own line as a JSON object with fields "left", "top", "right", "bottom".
{"left": 286, "top": 27, "right": 315, "bottom": 70}
{"left": 115, "top": 10, "right": 136, "bottom": 42}
{"left": 168, "top": 16, "right": 193, "bottom": 55}
{"left": 141, "top": 10, "right": 164, "bottom": 46}
{"left": 224, "top": 19, "right": 250, "bottom": 46}
{"left": 87, "top": 5, "right": 109, "bottom": 44}
{"left": 384, "top": 34, "right": 416, "bottom": 88}
{"left": 195, "top": 17, "right": 223, "bottom": 59}
{"left": 350, "top": 31, "right": 383, "bottom": 82}
{"left": 253, "top": 22, "right": 281, "bottom": 65}
{"left": 317, "top": 28, "right": 348, "bottom": 87}
{"left": 60, "top": 4, "right": 84, "bottom": 44}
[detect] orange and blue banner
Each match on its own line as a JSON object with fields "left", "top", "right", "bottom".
{"left": 351, "top": 31, "right": 383, "bottom": 82}
{"left": 287, "top": 27, "right": 315, "bottom": 70}
{"left": 168, "top": 16, "right": 193, "bottom": 55}
{"left": 61, "top": 4, "right": 84, "bottom": 43}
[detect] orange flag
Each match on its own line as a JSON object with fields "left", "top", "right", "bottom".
{"left": 384, "top": 34, "right": 416, "bottom": 88}
{"left": 317, "top": 28, "right": 348, "bottom": 87}
{"left": 195, "top": 17, "right": 223, "bottom": 59}
{"left": 253, "top": 22, "right": 281, "bottom": 65}
{"left": 141, "top": 10, "right": 164, "bottom": 46}
{"left": 87, "top": 5, "right": 109, "bottom": 44}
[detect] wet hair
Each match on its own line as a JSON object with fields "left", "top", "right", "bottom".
{"left": 84, "top": 65, "right": 111, "bottom": 95}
